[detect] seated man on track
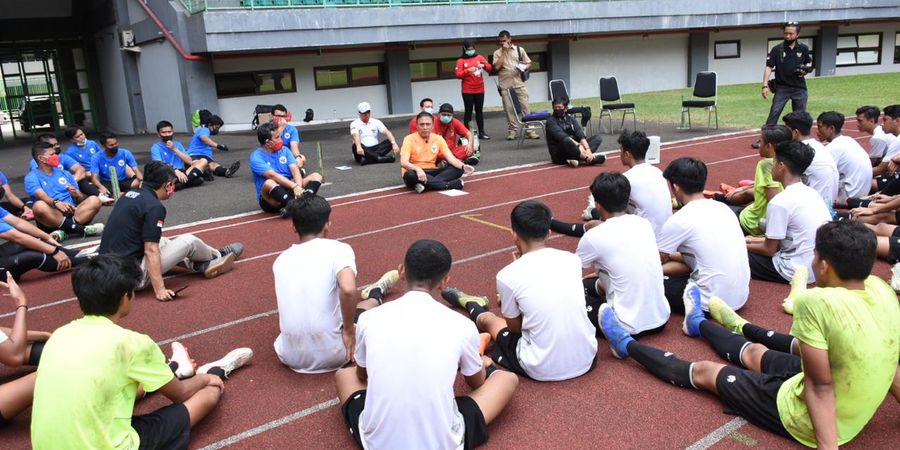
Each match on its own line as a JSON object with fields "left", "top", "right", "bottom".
{"left": 273, "top": 194, "right": 397, "bottom": 373}
{"left": 187, "top": 114, "right": 241, "bottom": 180}
{"left": 62, "top": 125, "right": 104, "bottom": 192}
{"left": 442, "top": 200, "right": 597, "bottom": 381}
{"left": 351, "top": 102, "right": 399, "bottom": 166}
{"left": 401, "top": 112, "right": 474, "bottom": 193}
{"left": 36, "top": 132, "right": 102, "bottom": 199}
{"left": 818, "top": 111, "right": 872, "bottom": 204}
{"left": 31, "top": 254, "right": 253, "bottom": 450}
{"left": 334, "top": 239, "right": 518, "bottom": 450}
{"left": 545, "top": 97, "right": 604, "bottom": 168}
{"left": 598, "top": 219, "right": 900, "bottom": 449}
{"left": 783, "top": 111, "right": 838, "bottom": 208}
{"left": 0, "top": 169, "right": 33, "bottom": 219}
{"left": 89, "top": 132, "right": 143, "bottom": 197}
{"left": 271, "top": 104, "right": 306, "bottom": 163}
{"left": 98, "top": 162, "right": 243, "bottom": 302}
{"left": 26, "top": 142, "right": 104, "bottom": 242}
{"left": 152, "top": 120, "right": 205, "bottom": 191}
{"left": 250, "top": 122, "right": 322, "bottom": 216}
{"left": 433, "top": 103, "right": 481, "bottom": 166}
{"left": 0, "top": 202, "right": 90, "bottom": 280}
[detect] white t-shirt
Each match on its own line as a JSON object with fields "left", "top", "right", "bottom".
{"left": 883, "top": 136, "right": 900, "bottom": 162}
{"left": 496, "top": 247, "right": 598, "bottom": 381}
{"left": 623, "top": 162, "right": 673, "bottom": 237}
{"left": 868, "top": 126, "right": 894, "bottom": 160}
{"left": 826, "top": 135, "right": 872, "bottom": 198}
{"left": 766, "top": 183, "right": 832, "bottom": 283}
{"left": 576, "top": 214, "right": 669, "bottom": 334}
{"left": 350, "top": 118, "right": 388, "bottom": 147}
{"left": 356, "top": 291, "right": 482, "bottom": 450}
{"left": 657, "top": 199, "right": 750, "bottom": 310}
{"left": 272, "top": 238, "right": 357, "bottom": 373}
{"left": 802, "top": 138, "right": 839, "bottom": 206}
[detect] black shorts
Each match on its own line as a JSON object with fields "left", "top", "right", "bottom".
{"left": 131, "top": 403, "right": 191, "bottom": 450}
{"left": 342, "top": 390, "right": 489, "bottom": 450}
{"left": 489, "top": 328, "right": 528, "bottom": 377}
{"left": 747, "top": 252, "right": 788, "bottom": 283}
{"left": 258, "top": 196, "right": 283, "bottom": 214}
{"left": 102, "top": 176, "right": 138, "bottom": 194}
{"left": 191, "top": 155, "right": 214, "bottom": 163}
{"left": 876, "top": 173, "right": 900, "bottom": 191}
{"left": 887, "top": 227, "right": 900, "bottom": 263}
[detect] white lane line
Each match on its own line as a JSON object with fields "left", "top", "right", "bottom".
{"left": 198, "top": 398, "right": 341, "bottom": 450}
{"left": 684, "top": 417, "right": 748, "bottom": 450}
{"left": 155, "top": 309, "right": 279, "bottom": 346}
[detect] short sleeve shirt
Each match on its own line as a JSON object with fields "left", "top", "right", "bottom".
{"left": 188, "top": 126, "right": 214, "bottom": 158}
{"left": 282, "top": 124, "right": 301, "bottom": 147}
{"left": 150, "top": 141, "right": 187, "bottom": 170}
{"left": 90, "top": 149, "right": 138, "bottom": 182}
{"left": 0, "top": 170, "right": 7, "bottom": 187}
{"left": 350, "top": 118, "right": 387, "bottom": 147}
{"left": 0, "top": 207, "right": 13, "bottom": 234}
{"left": 400, "top": 133, "right": 451, "bottom": 174}
{"left": 24, "top": 167, "right": 78, "bottom": 204}
{"left": 63, "top": 139, "right": 102, "bottom": 167}
{"left": 493, "top": 44, "right": 531, "bottom": 89}
{"left": 739, "top": 158, "right": 782, "bottom": 236}
{"left": 827, "top": 135, "right": 873, "bottom": 198}
{"left": 765, "top": 183, "right": 831, "bottom": 282}
{"left": 766, "top": 41, "right": 812, "bottom": 89}
{"left": 97, "top": 186, "right": 167, "bottom": 260}
{"left": 249, "top": 147, "right": 297, "bottom": 200}
{"left": 867, "top": 126, "right": 893, "bottom": 160}
{"left": 31, "top": 315, "right": 175, "bottom": 450}
{"left": 29, "top": 154, "right": 80, "bottom": 172}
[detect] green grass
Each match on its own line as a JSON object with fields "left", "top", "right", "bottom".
{"left": 524, "top": 72, "right": 900, "bottom": 130}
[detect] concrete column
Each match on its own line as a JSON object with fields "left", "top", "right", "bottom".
{"left": 548, "top": 40, "right": 570, "bottom": 90}
{"left": 687, "top": 31, "right": 710, "bottom": 87}
{"left": 816, "top": 25, "right": 838, "bottom": 77}
{"left": 385, "top": 48, "right": 413, "bottom": 115}
{"left": 112, "top": 0, "right": 146, "bottom": 133}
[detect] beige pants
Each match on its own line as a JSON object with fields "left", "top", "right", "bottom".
{"left": 138, "top": 234, "right": 220, "bottom": 289}
{"left": 501, "top": 85, "right": 531, "bottom": 133}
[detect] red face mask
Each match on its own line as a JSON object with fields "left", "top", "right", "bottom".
{"left": 46, "top": 154, "right": 60, "bottom": 167}
{"left": 165, "top": 183, "right": 176, "bottom": 199}
{"left": 272, "top": 140, "right": 284, "bottom": 151}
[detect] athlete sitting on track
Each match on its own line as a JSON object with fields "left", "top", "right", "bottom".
{"left": 249, "top": 122, "right": 322, "bottom": 216}
{"left": 400, "top": 112, "right": 474, "bottom": 193}
{"left": 187, "top": 114, "right": 241, "bottom": 180}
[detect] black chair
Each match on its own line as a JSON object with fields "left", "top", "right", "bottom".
{"left": 506, "top": 87, "right": 548, "bottom": 149}
{"left": 598, "top": 76, "right": 635, "bottom": 134}
{"left": 549, "top": 79, "right": 591, "bottom": 134}
{"left": 680, "top": 71, "right": 718, "bottom": 131}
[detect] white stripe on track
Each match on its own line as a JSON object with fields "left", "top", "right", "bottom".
{"left": 684, "top": 417, "right": 748, "bottom": 450}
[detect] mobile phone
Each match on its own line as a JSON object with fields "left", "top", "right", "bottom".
{"left": 172, "top": 285, "right": 189, "bottom": 298}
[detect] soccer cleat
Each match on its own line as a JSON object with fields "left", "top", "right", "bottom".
{"left": 708, "top": 297, "right": 748, "bottom": 334}
{"left": 170, "top": 341, "right": 196, "bottom": 379}
{"left": 566, "top": 159, "right": 580, "bottom": 168}
{"left": 441, "top": 287, "right": 489, "bottom": 310}
{"left": 198, "top": 347, "right": 254, "bottom": 378}
{"left": 582, "top": 194, "right": 595, "bottom": 220}
{"left": 478, "top": 333, "right": 491, "bottom": 355}
{"left": 225, "top": 161, "right": 241, "bottom": 178}
{"left": 361, "top": 270, "right": 399, "bottom": 300}
{"left": 682, "top": 285, "right": 705, "bottom": 337}
{"left": 195, "top": 252, "right": 236, "bottom": 279}
{"left": 478, "top": 132, "right": 490, "bottom": 141}
{"left": 891, "top": 263, "right": 900, "bottom": 292}
{"left": 597, "top": 303, "right": 633, "bottom": 359}
{"left": 201, "top": 170, "right": 215, "bottom": 182}
{"left": 751, "top": 140, "right": 761, "bottom": 149}
{"left": 83, "top": 223, "right": 104, "bottom": 237}
{"left": 50, "top": 230, "right": 68, "bottom": 243}
{"left": 278, "top": 207, "right": 290, "bottom": 219}
{"left": 414, "top": 183, "right": 426, "bottom": 194}
{"left": 218, "top": 243, "right": 244, "bottom": 260}
{"left": 782, "top": 265, "right": 808, "bottom": 315}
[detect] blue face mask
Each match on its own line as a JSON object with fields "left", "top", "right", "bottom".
{"left": 440, "top": 115, "right": 452, "bottom": 124}
{"left": 465, "top": 49, "right": 476, "bottom": 57}
{"left": 424, "top": 107, "right": 434, "bottom": 114}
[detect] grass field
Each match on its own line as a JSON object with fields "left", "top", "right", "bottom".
{"left": 525, "top": 72, "right": 900, "bottom": 129}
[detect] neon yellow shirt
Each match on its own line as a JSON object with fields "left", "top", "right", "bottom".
{"left": 777, "top": 276, "right": 900, "bottom": 447}
{"left": 31, "top": 316, "right": 174, "bottom": 450}
{"left": 739, "top": 158, "right": 782, "bottom": 236}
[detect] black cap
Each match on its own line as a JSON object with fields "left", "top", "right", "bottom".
{"left": 439, "top": 103, "right": 454, "bottom": 113}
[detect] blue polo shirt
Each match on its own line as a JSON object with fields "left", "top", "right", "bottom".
{"left": 0, "top": 207, "right": 12, "bottom": 234}
{"left": 90, "top": 149, "right": 138, "bottom": 182}
{"left": 282, "top": 124, "right": 300, "bottom": 148}
{"left": 249, "top": 147, "right": 297, "bottom": 200}
{"left": 0, "top": 170, "right": 7, "bottom": 187}
{"left": 151, "top": 141, "right": 187, "bottom": 170}
{"left": 24, "top": 167, "right": 77, "bottom": 204}
{"left": 188, "top": 127, "right": 214, "bottom": 159}
{"left": 63, "top": 140, "right": 103, "bottom": 167}
{"left": 29, "top": 154, "right": 80, "bottom": 172}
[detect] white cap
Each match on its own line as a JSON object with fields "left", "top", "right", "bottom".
{"left": 357, "top": 102, "right": 371, "bottom": 113}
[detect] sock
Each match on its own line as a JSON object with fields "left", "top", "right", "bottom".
{"left": 213, "top": 166, "right": 228, "bottom": 177}
{"left": 207, "top": 367, "right": 226, "bottom": 380}
{"left": 168, "top": 361, "right": 179, "bottom": 374}
{"left": 269, "top": 185, "right": 291, "bottom": 204}
{"left": 60, "top": 215, "right": 86, "bottom": 236}
{"left": 700, "top": 320, "right": 750, "bottom": 367}
{"left": 626, "top": 341, "right": 695, "bottom": 389}
{"left": 549, "top": 218, "right": 585, "bottom": 237}
{"left": 365, "top": 287, "right": 383, "bottom": 303}
{"left": 304, "top": 180, "right": 322, "bottom": 195}
{"left": 465, "top": 301, "right": 487, "bottom": 323}
{"left": 741, "top": 323, "right": 796, "bottom": 354}
{"left": 583, "top": 277, "right": 601, "bottom": 298}
{"left": 28, "top": 340, "right": 46, "bottom": 366}
{"left": 354, "top": 307, "right": 368, "bottom": 324}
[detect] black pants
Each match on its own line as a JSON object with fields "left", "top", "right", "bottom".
{"left": 662, "top": 275, "right": 689, "bottom": 315}
{"left": 747, "top": 252, "right": 788, "bottom": 283}
{"left": 548, "top": 135, "right": 603, "bottom": 165}
{"left": 765, "top": 85, "right": 808, "bottom": 127}
{"left": 78, "top": 178, "right": 101, "bottom": 197}
{"left": 462, "top": 93, "right": 485, "bottom": 134}
{"left": 0, "top": 241, "right": 80, "bottom": 281}
{"left": 402, "top": 166, "right": 464, "bottom": 191}
{"left": 351, "top": 140, "right": 393, "bottom": 164}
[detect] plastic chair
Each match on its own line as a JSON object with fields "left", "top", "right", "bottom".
{"left": 598, "top": 76, "right": 636, "bottom": 134}
{"left": 549, "top": 79, "right": 591, "bottom": 134}
{"left": 507, "top": 86, "right": 548, "bottom": 149}
{"left": 680, "top": 71, "right": 718, "bottom": 132}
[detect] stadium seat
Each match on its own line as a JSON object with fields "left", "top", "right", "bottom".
{"left": 680, "top": 71, "right": 718, "bottom": 132}
{"left": 507, "top": 86, "right": 548, "bottom": 149}
{"left": 549, "top": 78, "right": 591, "bottom": 134}
{"left": 598, "top": 76, "right": 636, "bottom": 134}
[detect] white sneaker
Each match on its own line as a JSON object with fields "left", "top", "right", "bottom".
{"left": 98, "top": 193, "right": 115, "bottom": 205}
{"left": 361, "top": 270, "right": 400, "bottom": 300}
{"left": 170, "top": 341, "right": 195, "bottom": 379}
{"left": 581, "top": 194, "right": 595, "bottom": 221}
{"left": 198, "top": 347, "right": 254, "bottom": 378}
{"left": 414, "top": 183, "right": 426, "bottom": 194}
{"left": 566, "top": 159, "right": 579, "bottom": 168}
{"left": 891, "top": 263, "right": 900, "bottom": 292}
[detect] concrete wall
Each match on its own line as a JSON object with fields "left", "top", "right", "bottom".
{"left": 705, "top": 28, "right": 822, "bottom": 86}
{"left": 93, "top": 24, "right": 135, "bottom": 134}
{"left": 137, "top": 40, "right": 189, "bottom": 133}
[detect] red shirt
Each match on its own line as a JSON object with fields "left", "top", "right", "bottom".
{"left": 455, "top": 55, "right": 492, "bottom": 94}
{"left": 433, "top": 118, "right": 470, "bottom": 160}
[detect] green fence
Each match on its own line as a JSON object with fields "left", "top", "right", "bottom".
{"left": 0, "top": 82, "right": 52, "bottom": 113}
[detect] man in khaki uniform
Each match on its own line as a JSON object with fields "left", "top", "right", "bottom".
{"left": 493, "top": 30, "right": 538, "bottom": 141}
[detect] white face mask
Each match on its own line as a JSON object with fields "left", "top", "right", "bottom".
{"left": 424, "top": 107, "right": 434, "bottom": 114}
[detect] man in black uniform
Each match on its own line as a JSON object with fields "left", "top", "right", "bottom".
{"left": 98, "top": 161, "right": 244, "bottom": 302}
{"left": 545, "top": 97, "right": 606, "bottom": 168}
{"left": 754, "top": 22, "right": 813, "bottom": 148}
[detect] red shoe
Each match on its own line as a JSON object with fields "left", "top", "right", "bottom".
{"left": 738, "top": 179, "right": 754, "bottom": 187}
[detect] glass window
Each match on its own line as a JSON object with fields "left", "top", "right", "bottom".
{"left": 314, "top": 67, "right": 349, "bottom": 90}
{"left": 836, "top": 51, "right": 857, "bottom": 66}
{"left": 714, "top": 40, "right": 741, "bottom": 59}
{"left": 410, "top": 61, "right": 438, "bottom": 81}
{"left": 895, "top": 32, "right": 900, "bottom": 64}
{"left": 215, "top": 69, "right": 296, "bottom": 98}
{"left": 350, "top": 64, "right": 383, "bottom": 86}
{"left": 836, "top": 33, "right": 881, "bottom": 67}
{"left": 837, "top": 36, "right": 857, "bottom": 48}
{"left": 439, "top": 60, "right": 457, "bottom": 79}
{"left": 530, "top": 52, "right": 547, "bottom": 72}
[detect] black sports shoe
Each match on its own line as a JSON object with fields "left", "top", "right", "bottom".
{"left": 218, "top": 243, "right": 244, "bottom": 260}
{"left": 279, "top": 207, "right": 290, "bottom": 219}
{"left": 751, "top": 140, "right": 761, "bottom": 149}
{"left": 478, "top": 133, "right": 491, "bottom": 141}
{"left": 225, "top": 161, "right": 241, "bottom": 178}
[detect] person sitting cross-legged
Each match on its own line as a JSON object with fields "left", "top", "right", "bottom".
{"left": 187, "top": 114, "right": 241, "bottom": 180}
{"left": 401, "top": 112, "right": 474, "bottom": 193}
{"left": 598, "top": 219, "right": 900, "bottom": 449}
{"left": 334, "top": 239, "right": 518, "bottom": 450}
{"left": 442, "top": 200, "right": 597, "bottom": 381}
{"left": 30, "top": 254, "right": 254, "bottom": 450}
{"left": 250, "top": 122, "right": 323, "bottom": 216}
{"left": 89, "top": 132, "right": 143, "bottom": 198}
{"left": 0, "top": 202, "right": 92, "bottom": 281}
{"left": 35, "top": 132, "right": 103, "bottom": 200}
{"left": 545, "top": 97, "right": 605, "bottom": 168}
{"left": 351, "top": 102, "right": 399, "bottom": 166}
{"left": 152, "top": 120, "right": 206, "bottom": 191}
{"left": 433, "top": 103, "right": 481, "bottom": 166}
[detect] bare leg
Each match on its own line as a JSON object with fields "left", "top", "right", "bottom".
{"left": 856, "top": 212, "right": 897, "bottom": 225}
{"left": 872, "top": 223, "right": 898, "bottom": 237}
{"left": 876, "top": 236, "right": 892, "bottom": 260}
{"left": 466, "top": 370, "right": 518, "bottom": 425}
{"left": 891, "top": 366, "right": 900, "bottom": 405}
{"left": 31, "top": 200, "right": 63, "bottom": 229}
{"left": 737, "top": 343, "right": 769, "bottom": 372}
{"left": 474, "top": 312, "right": 509, "bottom": 340}
{"left": 182, "top": 384, "right": 223, "bottom": 427}
{"left": 335, "top": 366, "right": 367, "bottom": 404}
{"left": 73, "top": 196, "right": 102, "bottom": 224}
{"left": 688, "top": 361, "right": 727, "bottom": 395}
{"left": 663, "top": 260, "right": 691, "bottom": 277}
{"left": 725, "top": 186, "right": 754, "bottom": 205}
{"left": 0, "top": 372, "right": 37, "bottom": 420}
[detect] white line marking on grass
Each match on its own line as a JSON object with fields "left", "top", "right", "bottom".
{"left": 684, "top": 417, "right": 748, "bottom": 450}
{"left": 198, "top": 398, "right": 341, "bottom": 450}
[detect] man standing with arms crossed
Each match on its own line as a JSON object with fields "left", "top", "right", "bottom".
{"left": 493, "top": 30, "right": 537, "bottom": 141}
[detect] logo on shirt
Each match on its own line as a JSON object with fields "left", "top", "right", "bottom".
{"left": 156, "top": 219, "right": 164, "bottom": 228}
{"left": 430, "top": 144, "right": 438, "bottom": 154}
{"left": 284, "top": 132, "right": 290, "bottom": 139}
{"left": 726, "top": 375, "right": 736, "bottom": 383}
{"left": 58, "top": 177, "right": 68, "bottom": 185}
{"left": 89, "top": 148, "right": 97, "bottom": 154}
{"left": 117, "top": 159, "right": 126, "bottom": 167}
{"left": 278, "top": 156, "right": 288, "bottom": 164}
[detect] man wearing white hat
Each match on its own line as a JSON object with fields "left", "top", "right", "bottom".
{"left": 350, "top": 102, "right": 400, "bottom": 165}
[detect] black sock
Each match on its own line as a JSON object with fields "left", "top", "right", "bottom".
{"left": 213, "top": 166, "right": 228, "bottom": 176}
{"left": 700, "top": 320, "right": 750, "bottom": 367}
{"left": 465, "top": 301, "right": 487, "bottom": 323}
{"left": 168, "top": 361, "right": 179, "bottom": 374}
{"left": 550, "top": 218, "right": 585, "bottom": 237}
{"left": 60, "top": 215, "right": 86, "bottom": 236}
{"left": 28, "top": 340, "right": 46, "bottom": 366}
{"left": 583, "top": 277, "right": 601, "bottom": 298}
{"left": 208, "top": 367, "right": 226, "bottom": 380}
{"left": 590, "top": 208, "right": 600, "bottom": 220}
{"left": 741, "top": 323, "right": 795, "bottom": 354}
{"left": 626, "top": 341, "right": 695, "bottom": 389}
{"left": 354, "top": 307, "right": 367, "bottom": 324}
{"left": 365, "top": 287, "right": 383, "bottom": 303}
{"left": 304, "top": 180, "right": 322, "bottom": 195}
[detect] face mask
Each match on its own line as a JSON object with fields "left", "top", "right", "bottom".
{"left": 209, "top": 127, "right": 219, "bottom": 135}
{"left": 553, "top": 109, "right": 566, "bottom": 118}
{"left": 440, "top": 115, "right": 452, "bottom": 124}
{"left": 273, "top": 117, "right": 285, "bottom": 126}
{"left": 424, "top": 108, "right": 434, "bottom": 115}
{"left": 361, "top": 116, "right": 369, "bottom": 123}
{"left": 46, "top": 154, "right": 60, "bottom": 167}
{"left": 161, "top": 135, "right": 173, "bottom": 142}
{"left": 272, "top": 140, "right": 284, "bottom": 151}
{"left": 165, "top": 183, "right": 176, "bottom": 199}
{"left": 465, "top": 50, "right": 475, "bottom": 57}
{"left": 75, "top": 138, "right": 86, "bottom": 147}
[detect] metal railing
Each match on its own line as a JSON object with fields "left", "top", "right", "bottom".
{"left": 180, "top": 0, "right": 587, "bottom": 14}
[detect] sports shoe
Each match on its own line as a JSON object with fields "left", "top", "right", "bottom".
{"left": 582, "top": 194, "right": 595, "bottom": 221}
{"left": 782, "top": 265, "right": 808, "bottom": 315}
{"left": 218, "top": 243, "right": 244, "bottom": 260}
{"left": 83, "top": 223, "right": 104, "bottom": 237}
{"left": 360, "top": 269, "right": 399, "bottom": 300}
{"left": 682, "top": 285, "right": 705, "bottom": 337}
{"left": 225, "top": 161, "right": 241, "bottom": 178}
{"left": 450, "top": 179, "right": 464, "bottom": 190}
{"left": 50, "top": 230, "right": 68, "bottom": 243}
{"left": 441, "top": 287, "right": 489, "bottom": 310}
{"left": 98, "top": 193, "right": 116, "bottom": 205}
{"left": 597, "top": 303, "right": 633, "bottom": 359}
{"left": 566, "top": 159, "right": 580, "bottom": 168}
{"left": 751, "top": 140, "right": 761, "bottom": 149}
{"left": 708, "top": 297, "right": 748, "bottom": 334}
{"left": 590, "top": 152, "right": 606, "bottom": 165}
{"left": 414, "top": 183, "right": 426, "bottom": 193}
{"left": 170, "top": 341, "right": 196, "bottom": 379}
{"left": 525, "top": 130, "right": 540, "bottom": 139}
{"left": 891, "top": 263, "right": 900, "bottom": 292}
{"left": 478, "top": 132, "right": 490, "bottom": 141}
{"left": 195, "top": 252, "right": 236, "bottom": 279}
{"left": 198, "top": 347, "right": 254, "bottom": 378}
{"left": 506, "top": 131, "right": 517, "bottom": 140}
{"left": 279, "top": 207, "right": 290, "bottom": 218}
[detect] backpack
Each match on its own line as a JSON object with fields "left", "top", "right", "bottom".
{"left": 192, "top": 109, "right": 213, "bottom": 128}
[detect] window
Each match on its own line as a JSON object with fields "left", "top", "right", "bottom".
{"left": 836, "top": 33, "right": 882, "bottom": 67}
{"left": 767, "top": 37, "right": 816, "bottom": 61}
{"left": 893, "top": 32, "right": 899, "bottom": 64}
{"left": 313, "top": 63, "right": 385, "bottom": 90}
{"left": 215, "top": 69, "right": 296, "bottom": 98}
{"left": 529, "top": 52, "right": 548, "bottom": 72}
{"left": 714, "top": 40, "right": 741, "bottom": 59}
{"left": 410, "top": 58, "right": 458, "bottom": 82}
